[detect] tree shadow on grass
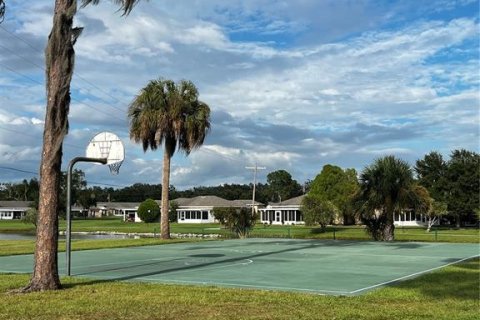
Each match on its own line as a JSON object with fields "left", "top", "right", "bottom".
{"left": 392, "top": 258, "right": 479, "bottom": 300}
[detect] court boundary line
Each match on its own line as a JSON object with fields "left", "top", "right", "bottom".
{"left": 75, "top": 274, "right": 350, "bottom": 295}
{"left": 349, "top": 254, "right": 480, "bottom": 294}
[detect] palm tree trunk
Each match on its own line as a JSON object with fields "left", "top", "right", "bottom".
{"left": 383, "top": 211, "right": 395, "bottom": 241}
{"left": 160, "top": 149, "right": 171, "bottom": 239}
{"left": 23, "top": 0, "right": 77, "bottom": 292}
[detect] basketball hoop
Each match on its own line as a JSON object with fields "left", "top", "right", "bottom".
{"left": 86, "top": 132, "right": 125, "bottom": 175}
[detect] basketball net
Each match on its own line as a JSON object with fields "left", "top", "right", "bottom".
{"left": 108, "top": 161, "right": 123, "bottom": 175}
{"left": 97, "top": 140, "right": 123, "bottom": 175}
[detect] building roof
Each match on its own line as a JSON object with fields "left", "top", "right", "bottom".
{"left": 231, "top": 199, "right": 264, "bottom": 207}
{"left": 97, "top": 202, "right": 140, "bottom": 209}
{"left": 279, "top": 195, "right": 305, "bottom": 206}
{"left": 0, "top": 201, "right": 32, "bottom": 209}
{"left": 178, "top": 196, "right": 233, "bottom": 208}
{"left": 172, "top": 196, "right": 263, "bottom": 208}
{"left": 266, "top": 195, "right": 306, "bottom": 207}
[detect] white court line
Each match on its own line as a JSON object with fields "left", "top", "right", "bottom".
{"left": 182, "top": 259, "right": 253, "bottom": 271}
{"left": 132, "top": 277, "right": 349, "bottom": 295}
{"left": 70, "top": 256, "right": 183, "bottom": 270}
{"left": 349, "top": 254, "right": 480, "bottom": 294}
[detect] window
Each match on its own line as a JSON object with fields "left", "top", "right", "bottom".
{"left": 202, "top": 211, "right": 208, "bottom": 220}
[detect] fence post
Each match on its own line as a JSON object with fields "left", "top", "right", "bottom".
{"left": 434, "top": 230, "right": 438, "bottom": 241}
{"left": 153, "top": 227, "right": 157, "bottom": 238}
{"left": 288, "top": 226, "right": 291, "bottom": 238}
{"left": 333, "top": 228, "right": 336, "bottom": 240}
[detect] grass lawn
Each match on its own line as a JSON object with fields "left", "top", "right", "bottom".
{"left": 0, "top": 219, "right": 478, "bottom": 243}
{"left": 0, "top": 238, "right": 203, "bottom": 256}
{"left": 0, "top": 257, "right": 478, "bottom": 319}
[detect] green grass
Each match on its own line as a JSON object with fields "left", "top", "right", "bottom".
{"left": 0, "top": 258, "right": 478, "bottom": 319}
{"left": 0, "top": 238, "right": 203, "bottom": 256}
{"left": 0, "top": 219, "right": 478, "bottom": 243}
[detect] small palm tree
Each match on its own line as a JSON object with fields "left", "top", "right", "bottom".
{"left": 129, "top": 79, "right": 211, "bottom": 239}
{"left": 354, "top": 155, "right": 422, "bottom": 241}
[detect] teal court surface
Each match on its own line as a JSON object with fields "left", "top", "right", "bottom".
{"left": 0, "top": 239, "right": 478, "bottom": 295}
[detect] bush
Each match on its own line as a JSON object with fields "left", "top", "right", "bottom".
{"left": 301, "top": 194, "right": 338, "bottom": 231}
{"left": 22, "top": 208, "right": 38, "bottom": 227}
{"left": 213, "top": 207, "right": 257, "bottom": 238}
{"left": 169, "top": 201, "right": 179, "bottom": 223}
{"left": 137, "top": 199, "right": 160, "bottom": 223}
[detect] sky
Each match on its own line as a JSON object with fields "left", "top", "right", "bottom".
{"left": 0, "top": 0, "right": 478, "bottom": 190}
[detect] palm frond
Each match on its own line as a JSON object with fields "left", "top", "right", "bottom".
{"left": 80, "top": 0, "right": 142, "bottom": 16}
{"left": 0, "top": 0, "right": 5, "bottom": 24}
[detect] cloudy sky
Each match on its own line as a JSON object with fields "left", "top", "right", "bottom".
{"left": 0, "top": 0, "right": 478, "bottom": 190}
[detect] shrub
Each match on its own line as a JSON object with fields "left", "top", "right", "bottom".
{"left": 137, "top": 199, "right": 160, "bottom": 223}
{"left": 213, "top": 207, "right": 257, "bottom": 238}
{"left": 301, "top": 194, "right": 338, "bottom": 231}
{"left": 169, "top": 201, "right": 179, "bottom": 223}
{"left": 22, "top": 208, "right": 38, "bottom": 227}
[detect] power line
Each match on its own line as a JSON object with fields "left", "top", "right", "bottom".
{"left": 0, "top": 47, "right": 128, "bottom": 118}
{"left": 0, "top": 63, "right": 127, "bottom": 123}
{"left": 0, "top": 125, "right": 84, "bottom": 150}
{"left": 0, "top": 25, "right": 131, "bottom": 107}
{"left": 0, "top": 166, "right": 37, "bottom": 175}
{"left": 245, "top": 163, "right": 266, "bottom": 213}
{"left": 0, "top": 165, "right": 129, "bottom": 188}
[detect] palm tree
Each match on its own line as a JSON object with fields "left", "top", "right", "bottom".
{"left": 354, "top": 155, "right": 423, "bottom": 241}
{"left": 18, "top": 0, "right": 141, "bottom": 293}
{"left": 128, "top": 79, "right": 211, "bottom": 239}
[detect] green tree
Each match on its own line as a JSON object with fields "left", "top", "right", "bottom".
{"left": 213, "top": 207, "right": 257, "bottom": 238}
{"left": 129, "top": 78, "right": 211, "bottom": 239}
{"left": 14, "top": 0, "right": 142, "bottom": 292}
{"left": 309, "top": 165, "right": 359, "bottom": 225}
{"left": 266, "top": 170, "right": 302, "bottom": 202}
{"left": 22, "top": 208, "right": 38, "bottom": 228}
{"left": 425, "top": 200, "right": 448, "bottom": 232}
{"left": 169, "top": 201, "right": 179, "bottom": 223}
{"left": 354, "top": 156, "right": 423, "bottom": 241}
{"left": 77, "top": 191, "right": 96, "bottom": 219}
{"left": 415, "top": 151, "right": 447, "bottom": 201}
{"left": 137, "top": 199, "right": 161, "bottom": 223}
{"left": 445, "top": 149, "right": 480, "bottom": 227}
{"left": 301, "top": 194, "right": 338, "bottom": 231}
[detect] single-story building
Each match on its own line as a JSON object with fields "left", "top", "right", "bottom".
{"left": 94, "top": 202, "right": 141, "bottom": 222}
{"left": 394, "top": 210, "right": 437, "bottom": 227}
{"left": 175, "top": 196, "right": 263, "bottom": 224}
{"left": 0, "top": 201, "right": 32, "bottom": 220}
{"left": 259, "top": 195, "right": 305, "bottom": 225}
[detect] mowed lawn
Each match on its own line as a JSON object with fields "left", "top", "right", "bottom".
{"left": 0, "top": 257, "right": 478, "bottom": 320}
{"left": 0, "top": 221, "right": 478, "bottom": 319}
{"left": 0, "top": 219, "right": 478, "bottom": 243}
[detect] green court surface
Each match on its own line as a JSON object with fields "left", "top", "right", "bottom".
{"left": 0, "top": 239, "right": 478, "bottom": 295}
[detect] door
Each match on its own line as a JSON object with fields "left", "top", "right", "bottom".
{"left": 275, "top": 211, "right": 281, "bottom": 222}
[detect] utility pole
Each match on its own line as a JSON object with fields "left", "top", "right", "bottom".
{"left": 246, "top": 164, "right": 266, "bottom": 214}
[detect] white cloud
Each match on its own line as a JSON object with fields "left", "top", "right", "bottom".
{"left": 0, "top": 1, "right": 478, "bottom": 187}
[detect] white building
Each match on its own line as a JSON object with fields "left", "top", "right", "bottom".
{"left": 95, "top": 202, "right": 141, "bottom": 222}
{"left": 394, "top": 210, "right": 433, "bottom": 227}
{"left": 259, "top": 195, "right": 305, "bottom": 225}
{"left": 0, "top": 201, "right": 32, "bottom": 220}
{"left": 175, "top": 196, "right": 262, "bottom": 224}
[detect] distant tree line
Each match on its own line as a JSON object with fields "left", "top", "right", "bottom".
{"left": 0, "top": 169, "right": 304, "bottom": 212}
{"left": 301, "top": 149, "right": 479, "bottom": 241}
{"left": 2, "top": 149, "right": 478, "bottom": 232}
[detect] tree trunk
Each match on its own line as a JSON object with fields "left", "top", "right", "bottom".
{"left": 383, "top": 201, "right": 395, "bottom": 241}
{"left": 160, "top": 149, "right": 171, "bottom": 239}
{"left": 24, "top": 0, "right": 77, "bottom": 292}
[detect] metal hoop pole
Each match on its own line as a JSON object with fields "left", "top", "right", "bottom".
{"left": 66, "top": 157, "right": 107, "bottom": 276}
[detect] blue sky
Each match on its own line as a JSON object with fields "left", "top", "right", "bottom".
{"left": 0, "top": 0, "right": 478, "bottom": 190}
